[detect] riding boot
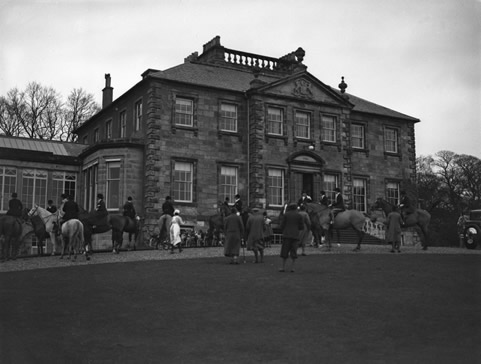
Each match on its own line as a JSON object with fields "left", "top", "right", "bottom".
{"left": 178, "top": 244, "right": 183, "bottom": 253}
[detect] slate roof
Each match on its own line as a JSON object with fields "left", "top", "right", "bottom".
{"left": 0, "top": 135, "right": 86, "bottom": 157}
{"left": 150, "top": 61, "right": 419, "bottom": 122}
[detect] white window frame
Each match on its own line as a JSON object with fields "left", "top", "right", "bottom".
{"left": 267, "top": 107, "right": 283, "bottom": 136}
{"left": 106, "top": 119, "right": 112, "bottom": 139}
{"left": 384, "top": 127, "right": 398, "bottom": 153}
{"left": 106, "top": 160, "right": 121, "bottom": 210}
{"left": 220, "top": 103, "right": 238, "bottom": 132}
{"left": 321, "top": 115, "right": 337, "bottom": 143}
{"left": 173, "top": 161, "right": 193, "bottom": 203}
{"left": 267, "top": 168, "right": 285, "bottom": 207}
{"left": 22, "top": 169, "right": 48, "bottom": 208}
{"left": 175, "top": 98, "right": 194, "bottom": 127}
{"left": 386, "top": 181, "right": 400, "bottom": 206}
{"left": 52, "top": 171, "right": 77, "bottom": 207}
{"left": 0, "top": 166, "right": 17, "bottom": 212}
{"left": 134, "top": 99, "right": 142, "bottom": 131}
{"left": 119, "top": 110, "right": 126, "bottom": 138}
{"left": 351, "top": 124, "right": 365, "bottom": 149}
{"left": 220, "top": 166, "right": 238, "bottom": 202}
{"left": 295, "top": 111, "right": 310, "bottom": 139}
{"left": 353, "top": 178, "right": 367, "bottom": 212}
{"left": 323, "top": 173, "right": 339, "bottom": 202}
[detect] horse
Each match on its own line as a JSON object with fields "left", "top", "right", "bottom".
{"left": 27, "top": 204, "right": 61, "bottom": 255}
{"left": 0, "top": 215, "right": 23, "bottom": 261}
{"left": 60, "top": 218, "right": 85, "bottom": 260}
{"left": 372, "top": 198, "right": 431, "bottom": 249}
{"left": 206, "top": 207, "right": 249, "bottom": 246}
{"left": 78, "top": 207, "right": 140, "bottom": 254}
{"left": 305, "top": 202, "right": 369, "bottom": 251}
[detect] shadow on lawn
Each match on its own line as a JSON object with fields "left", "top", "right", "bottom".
{"left": 0, "top": 254, "right": 480, "bottom": 363}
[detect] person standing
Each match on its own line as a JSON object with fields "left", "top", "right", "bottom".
{"left": 46, "top": 200, "right": 57, "bottom": 214}
{"left": 386, "top": 205, "right": 403, "bottom": 253}
{"left": 298, "top": 205, "right": 312, "bottom": 256}
{"left": 170, "top": 209, "right": 184, "bottom": 254}
{"left": 123, "top": 196, "right": 136, "bottom": 219}
{"left": 279, "top": 203, "right": 304, "bottom": 272}
{"left": 6, "top": 192, "right": 23, "bottom": 218}
{"left": 223, "top": 207, "right": 244, "bottom": 264}
{"left": 221, "top": 197, "right": 231, "bottom": 218}
{"left": 263, "top": 211, "right": 274, "bottom": 247}
{"left": 158, "top": 196, "right": 174, "bottom": 245}
{"left": 245, "top": 207, "right": 266, "bottom": 263}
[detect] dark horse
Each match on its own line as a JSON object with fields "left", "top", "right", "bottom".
{"left": 304, "top": 202, "right": 370, "bottom": 251}
{"left": 0, "top": 215, "right": 23, "bottom": 261}
{"left": 372, "top": 198, "right": 431, "bottom": 250}
{"left": 206, "top": 203, "right": 249, "bottom": 246}
{"left": 79, "top": 207, "right": 140, "bottom": 254}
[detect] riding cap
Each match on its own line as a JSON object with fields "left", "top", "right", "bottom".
{"left": 11, "top": 192, "right": 17, "bottom": 198}
{"left": 127, "top": 196, "right": 132, "bottom": 201}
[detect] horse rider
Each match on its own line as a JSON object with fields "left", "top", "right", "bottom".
{"left": 123, "top": 196, "right": 136, "bottom": 220}
{"left": 6, "top": 192, "right": 23, "bottom": 219}
{"left": 234, "top": 194, "right": 243, "bottom": 216}
{"left": 95, "top": 193, "right": 109, "bottom": 227}
{"left": 319, "top": 190, "right": 329, "bottom": 207}
{"left": 329, "top": 187, "right": 345, "bottom": 224}
{"left": 158, "top": 196, "right": 174, "bottom": 242}
{"left": 297, "top": 191, "right": 312, "bottom": 207}
{"left": 399, "top": 190, "right": 415, "bottom": 220}
{"left": 46, "top": 199, "right": 57, "bottom": 214}
{"left": 62, "top": 195, "right": 80, "bottom": 222}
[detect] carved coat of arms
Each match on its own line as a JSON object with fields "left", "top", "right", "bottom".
{"left": 292, "top": 79, "right": 313, "bottom": 99}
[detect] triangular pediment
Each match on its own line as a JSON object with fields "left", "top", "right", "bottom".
{"left": 253, "top": 72, "right": 352, "bottom": 107}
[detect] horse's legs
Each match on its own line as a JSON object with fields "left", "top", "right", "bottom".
{"left": 419, "top": 224, "right": 429, "bottom": 250}
{"left": 353, "top": 230, "right": 365, "bottom": 251}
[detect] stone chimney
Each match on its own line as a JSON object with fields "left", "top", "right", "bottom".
{"left": 102, "top": 74, "right": 113, "bottom": 108}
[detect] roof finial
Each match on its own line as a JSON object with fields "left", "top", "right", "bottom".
{"left": 339, "top": 76, "right": 347, "bottom": 94}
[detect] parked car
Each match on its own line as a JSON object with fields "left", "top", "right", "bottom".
{"left": 463, "top": 209, "right": 481, "bottom": 249}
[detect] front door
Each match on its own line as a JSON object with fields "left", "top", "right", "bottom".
{"left": 291, "top": 172, "right": 315, "bottom": 203}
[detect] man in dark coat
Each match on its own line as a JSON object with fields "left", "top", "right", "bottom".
{"left": 329, "top": 187, "right": 345, "bottom": 223}
{"left": 7, "top": 192, "right": 23, "bottom": 218}
{"left": 279, "top": 203, "right": 304, "bottom": 272}
{"left": 399, "top": 190, "right": 415, "bottom": 219}
{"left": 123, "top": 196, "right": 136, "bottom": 219}
{"left": 95, "top": 193, "right": 108, "bottom": 225}
{"left": 62, "top": 195, "right": 79, "bottom": 222}
{"left": 158, "top": 196, "right": 175, "bottom": 243}
{"left": 46, "top": 200, "right": 57, "bottom": 214}
{"left": 319, "top": 190, "right": 329, "bottom": 206}
{"left": 223, "top": 207, "right": 245, "bottom": 264}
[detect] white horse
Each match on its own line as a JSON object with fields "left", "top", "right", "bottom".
{"left": 28, "top": 204, "right": 62, "bottom": 255}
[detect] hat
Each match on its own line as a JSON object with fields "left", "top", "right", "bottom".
{"left": 11, "top": 192, "right": 17, "bottom": 198}
{"left": 174, "top": 209, "right": 180, "bottom": 215}
{"left": 97, "top": 193, "right": 104, "bottom": 199}
{"left": 334, "top": 187, "right": 341, "bottom": 193}
{"left": 127, "top": 196, "right": 132, "bottom": 201}
{"left": 288, "top": 203, "right": 298, "bottom": 211}
{"left": 61, "top": 193, "right": 67, "bottom": 199}
{"left": 252, "top": 207, "right": 260, "bottom": 213}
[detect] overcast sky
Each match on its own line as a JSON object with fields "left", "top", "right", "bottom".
{"left": 1, "top": 0, "right": 480, "bottom": 158}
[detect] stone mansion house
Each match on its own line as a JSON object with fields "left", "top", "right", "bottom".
{"left": 0, "top": 36, "right": 419, "bottom": 249}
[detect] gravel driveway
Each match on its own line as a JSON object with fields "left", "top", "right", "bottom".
{"left": 1, "top": 243, "right": 479, "bottom": 273}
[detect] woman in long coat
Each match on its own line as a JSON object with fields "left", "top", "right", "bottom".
{"left": 245, "top": 208, "right": 265, "bottom": 263}
{"left": 386, "top": 205, "right": 403, "bottom": 253}
{"left": 223, "top": 208, "right": 244, "bottom": 264}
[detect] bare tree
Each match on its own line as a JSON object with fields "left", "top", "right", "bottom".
{"left": 0, "top": 83, "right": 99, "bottom": 141}
{"left": 60, "top": 88, "right": 100, "bottom": 142}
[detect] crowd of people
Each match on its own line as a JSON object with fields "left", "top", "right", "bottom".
{"left": 3, "top": 187, "right": 418, "bottom": 265}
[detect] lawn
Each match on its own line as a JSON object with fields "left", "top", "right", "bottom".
{"left": 0, "top": 253, "right": 480, "bottom": 363}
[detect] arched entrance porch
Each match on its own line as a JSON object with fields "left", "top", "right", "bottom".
{"left": 286, "top": 151, "right": 325, "bottom": 203}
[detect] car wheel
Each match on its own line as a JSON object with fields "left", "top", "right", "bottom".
{"left": 464, "top": 225, "right": 480, "bottom": 249}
